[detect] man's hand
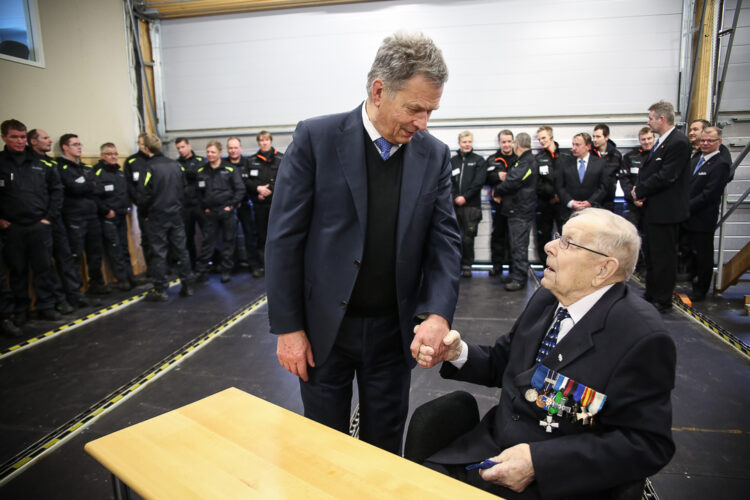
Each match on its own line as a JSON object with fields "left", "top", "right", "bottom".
{"left": 571, "top": 200, "right": 588, "bottom": 211}
{"left": 410, "top": 314, "right": 450, "bottom": 368}
{"left": 498, "top": 171, "right": 507, "bottom": 182}
{"left": 415, "top": 329, "right": 462, "bottom": 367}
{"left": 258, "top": 184, "right": 272, "bottom": 197}
{"left": 105, "top": 210, "right": 115, "bottom": 219}
{"left": 0, "top": 219, "right": 11, "bottom": 229}
{"left": 276, "top": 330, "right": 315, "bottom": 382}
{"left": 550, "top": 194, "right": 560, "bottom": 205}
{"left": 478, "top": 443, "right": 535, "bottom": 493}
{"left": 454, "top": 196, "right": 466, "bottom": 207}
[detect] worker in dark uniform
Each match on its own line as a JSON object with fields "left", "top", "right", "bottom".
{"left": 196, "top": 140, "right": 245, "bottom": 283}
{"left": 534, "top": 126, "right": 564, "bottom": 265}
{"left": 227, "top": 136, "right": 262, "bottom": 275}
{"left": 493, "top": 132, "right": 537, "bottom": 291}
{"left": 244, "top": 130, "right": 283, "bottom": 277}
{"left": 451, "top": 131, "right": 486, "bottom": 278}
{"left": 95, "top": 142, "right": 136, "bottom": 291}
{"left": 620, "top": 127, "right": 654, "bottom": 230}
{"left": 57, "top": 133, "right": 108, "bottom": 295}
{"left": 485, "top": 129, "right": 516, "bottom": 279}
{"left": 591, "top": 123, "right": 622, "bottom": 213}
{"left": 175, "top": 137, "right": 205, "bottom": 270}
{"left": 140, "top": 134, "right": 194, "bottom": 301}
{"left": 0, "top": 119, "right": 63, "bottom": 325}
{"left": 124, "top": 133, "right": 152, "bottom": 273}
{"left": 28, "top": 128, "right": 87, "bottom": 312}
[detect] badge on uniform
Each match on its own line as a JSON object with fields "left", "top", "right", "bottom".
{"left": 528, "top": 363, "right": 607, "bottom": 431}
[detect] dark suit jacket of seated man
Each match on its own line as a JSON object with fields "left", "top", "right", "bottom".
{"left": 417, "top": 208, "right": 675, "bottom": 499}
{"left": 265, "top": 33, "right": 462, "bottom": 455}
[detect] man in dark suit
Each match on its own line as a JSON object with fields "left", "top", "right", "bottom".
{"left": 632, "top": 100, "right": 691, "bottom": 312}
{"left": 683, "top": 127, "right": 732, "bottom": 302}
{"left": 266, "top": 33, "right": 462, "bottom": 454}
{"left": 415, "top": 208, "right": 675, "bottom": 499}
{"left": 554, "top": 132, "right": 607, "bottom": 221}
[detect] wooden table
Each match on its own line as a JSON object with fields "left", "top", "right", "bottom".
{"left": 85, "top": 387, "right": 499, "bottom": 499}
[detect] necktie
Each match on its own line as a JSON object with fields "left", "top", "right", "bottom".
{"left": 693, "top": 156, "right": 706, "bottom": 176}
{"left": 648, "top": 138, "right": 660, "bottom": 160}
{"left": 536, "top": 308, "right": 570, "bottom": 363}
{"left": 578, "top": 159, "right": 586, "bottom": 182}
{"left": 374, "top": 137, "right": 392, "bottom": 161}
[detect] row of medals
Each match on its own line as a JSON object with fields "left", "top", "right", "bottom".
{"left": 525, "top": 387, "right": 595, "bottom": 432}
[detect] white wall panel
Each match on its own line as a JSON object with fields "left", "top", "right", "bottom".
{"left": 719, "top": 1, "right": 750, "bottom": 113}
{"left": 160, "top": 0, "right": 684, "bottom": 132}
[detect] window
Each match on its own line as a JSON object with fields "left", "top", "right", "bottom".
{"left": 0, "top": 0, "right": 44, "bottom": 66}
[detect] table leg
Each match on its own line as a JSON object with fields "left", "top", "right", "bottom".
{"left": 112, "top": 473, "right": 132, "bottom": 500}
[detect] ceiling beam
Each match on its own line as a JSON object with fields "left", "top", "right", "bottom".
{"left": 139, "top": 0, "right": 381, "bottom": 19}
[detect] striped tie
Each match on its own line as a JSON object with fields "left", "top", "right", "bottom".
{"left": 536, "top": 308, "right": 570, "bottom": 363}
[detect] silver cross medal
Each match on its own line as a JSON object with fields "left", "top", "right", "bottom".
{"left": 539, "top": 415, "right": 559, "bottom": 433}
{"left": 576, "top": 408, "right": 592, "bottom": 426}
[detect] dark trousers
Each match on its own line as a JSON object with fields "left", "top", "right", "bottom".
{"left": 135, "top": 208, "right": 153, "bottom": 276}
{"left": 490, "top": 202, "right": 509, "bottom": 269}
{"left": 0, "top": 239, "right": 14, "bottom": 318}
{"left": 1, "top": 221, "right": 56, "bottom": 312}
{"left": 508, "top": 216, "right": 532, "bottom": 283}
{"left": 300, "top": 314, "right": 411, "bottom": 455}
{"left": 66, "top": 216, "right": 104, "bottom": 286}
{"left": 253, "top": 203, "right": 271, "bottom": 266}
{"left": 183, "top": 204, "right": 206, "bottom": 270}
{"left": 535, "top": 201, "right": 564, "bottom": 264}
{"left": 101, "top": 214, "right": 134, "bottom": 283}
{"left": 147, "top": 212, "right": 192, "bottom": 290}
{"left": 455, "top": 205, "right": 481, "bottom": 268}
{"left": 685, "top": 230, "right": 714, "bottom": 296}
{"left": 643, "top": 221, "right": 679, "bottom": 304}
{"left": 197, "top": 209, "right": 237, "bottom": 273}
{"left": 236, "top": 204, "right": 261, "bottom": 268}
{"left": 49, "top": 216, "right": 83, "bottom": 303}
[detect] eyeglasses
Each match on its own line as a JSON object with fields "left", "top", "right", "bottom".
{"left": 553, "top": 232, "right": 609, "bottom": 257}
{"left": 699, "top": 138, "right": 720, "bottom": 143}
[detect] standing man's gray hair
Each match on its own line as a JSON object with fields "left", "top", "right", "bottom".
{"left": 366, "top": 32, "right": 448, "bottom": 97}
{"left": 648, "top": 100, "right": 675, "bottom": 125}
{"left": 515, "top": 132, "right": 531, "bottom": 149}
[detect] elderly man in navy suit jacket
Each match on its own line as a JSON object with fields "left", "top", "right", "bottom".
{"left": 265, "top": 32, "right": 461, "bottom": 454}
{"left": 416, "top": 209, "right": 675, "bottom": 499}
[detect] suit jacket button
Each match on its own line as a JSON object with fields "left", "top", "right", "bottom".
{"left": 340, "top": 300, "right": 348, "bottom": 309}
{"left": 512, "top": 414, "right": 520, "bottom": 421}
{"left": 353, "top": 259, "right": 361, "bottom": 267}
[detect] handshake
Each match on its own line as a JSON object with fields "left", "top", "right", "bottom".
{"left": 410, "top": 316, "right": 464, "bottom": 369}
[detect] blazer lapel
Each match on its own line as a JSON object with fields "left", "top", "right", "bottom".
{"left": 511, "top": 300, "right": 557, "bottom": 387}
{"left": 549, "top": 283, "right": 626, "bottom": 370}
{"left": 336, "top": 107, "right": 367, "bottom": 236}
{"left": 396, "top": 133, "right": 428, "bottom": 248}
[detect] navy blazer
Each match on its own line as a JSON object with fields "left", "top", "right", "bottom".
{"left": 554, "top": 154, "right": 607, "bottom": 208}
{"left": 684, "top": 152, "right": 732, "bottom": 232}
{"left": 635, "top": 129, "right": 691, "bottom": 224}
{"left": 265, "top": 105, "right": 461, "bottom": 366}
{"left": 433, "top": 284, "right": 676, "bottom": 499}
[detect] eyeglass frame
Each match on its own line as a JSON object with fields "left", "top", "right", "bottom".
{"left": 553, "top": 232, "right": 609, "bottom": 258}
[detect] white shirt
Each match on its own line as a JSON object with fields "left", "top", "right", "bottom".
{"left": 654, "top": 126, "right": 675, "bottom": 149}
{"left": 361, "top": 101, "right": 401, "bottom": 159}
{"left": 450, "top": 284, "right": 615, "bottom": 368}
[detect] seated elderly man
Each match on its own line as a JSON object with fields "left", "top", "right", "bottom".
{"left": 415, "top": 208, "right": 676, "bottom": 499}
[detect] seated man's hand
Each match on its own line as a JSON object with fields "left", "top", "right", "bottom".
{"left": 479, "top": 443, "right": 535, "bottom": 493}
{"left": 415, "top": 329, "right": 462, "bottom": 367}
{"left": 410, "top": 314, "right": 449, "bottom": 368}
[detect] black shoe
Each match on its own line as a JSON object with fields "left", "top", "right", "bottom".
{"left": 12, "top": 312, "right": 27, "bottom": 327}
{"left": 131, "top": 275, "right": 150, "bottom": 286}
{"left": 195, "top": 273, "right": 209, "bottom": 283}
{"left": 73, "top": 297, "right": 90, "bottom": 309}
{"left": 1, "top": 318, "right": 23, "bottom": 338}
{"left": 114, "top": 280, "right": 134, "bottom": 291}
{"left": 688, "top": 293, "right": 706, "bottom": 303}
{"left": 38, "top": 308, "right": 62, "bottom": 321}
{"left": 654, "top": 301, "right": 673, "bottom": 313}
{"left": 504, "top": 280, "right": 524, "bottom": 291}
{"left": 179, "top": 283, "right": 194, "bottom": 297}
{"left": 221, "top": 271, "right": 231, "bottom": 283}
{"left": 488, "top": 267, "right": 500, "bottom": 276}
{"left": 461, "top": 269, "right": 472, "bottom": 278}
{"left": 252, "top": 267, "right": 265, "bottom": 278}
{"left": 89, "top": 283, "right": 111, "bottom": 295}
{"left": 56, "top": 301, "right": 74, "bottom": 315}
{"left": 145, "top": 289, "right": 168, "bottom": 302}
{"left": 499, "top": 275, "right": 513, "bottom": 284}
